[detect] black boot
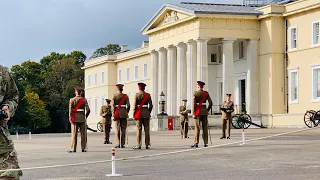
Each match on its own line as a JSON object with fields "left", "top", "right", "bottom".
{"left": 190, "top": 144, "right": 198, "bottom": 148}
{"left": 68, "top": 149, "right": 76, "bottom": 153}
{"left": 107, "top": 141, "right": 112, "bottom": 144}
{"left": 133, "top": 146, "right": 141, "bottom": 150}
{"left": 114, "top": 145, "right": 120, "bottom": 148}
{"left": 204, "top": 144, "right": 208, "bottom": 147}
{"left": 220, "top": 136, "right": 226, "bottom": 139}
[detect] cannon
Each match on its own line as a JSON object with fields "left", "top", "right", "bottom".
{"left": 303, "top": 110, "right": 320, "bottom": 128}
{"left": 231, "top": 113, "right": 263, "bottom": 129}
{"left": 97, "top": 121, "right": 103, "bottom": 132}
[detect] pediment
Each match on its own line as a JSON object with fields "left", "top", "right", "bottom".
{"left": 141, "top": 5, "right": 194, "bottom": 35}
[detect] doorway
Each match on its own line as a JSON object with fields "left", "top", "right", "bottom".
{"left": 239, "top": 79, "right": 246, "bottom": 113}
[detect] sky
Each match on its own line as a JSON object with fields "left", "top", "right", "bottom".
{"left": 0, "top": 0, "right": 245, "bottom": 68}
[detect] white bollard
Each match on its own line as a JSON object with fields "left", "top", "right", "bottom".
{"left": 240, "top": 129, "right": 245, "bottom": 145}
{"left": 29, "top": 131, "right": 32, "bottom": 140}
{"left": 106, "top": 148, "right": 122, "bottom": 177}
{"left": 16, "top": 131, "right": 18, "bottom": 139}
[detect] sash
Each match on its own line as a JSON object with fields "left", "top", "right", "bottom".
{"left": 114, "top": 94, "right": 127, "bottom": 119}
{"left": 71, "top": 97, "right": 85, "bottom": 123}
{"left": 134, "top": 93, "right": 150, "bottom": 120}
{"left": 194, "top": 91, "right": 208, "bottom": 117}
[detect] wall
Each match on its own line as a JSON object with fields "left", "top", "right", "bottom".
{"left": 286, "top": 7, "right": 320, "bottom": 114}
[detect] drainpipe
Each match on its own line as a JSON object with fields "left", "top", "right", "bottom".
{"left": 285, "top": 19, "right": 289, "bottom": 114}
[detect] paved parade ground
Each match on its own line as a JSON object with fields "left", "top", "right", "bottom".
{"left": 13, "top": 127, "right": 320, "bottom": 180}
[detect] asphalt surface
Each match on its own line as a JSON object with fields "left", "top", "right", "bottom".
{"left": 12, "top": 127, "right": 320, "bottom": 180}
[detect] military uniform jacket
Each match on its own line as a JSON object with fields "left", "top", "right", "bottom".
{"left": 221, "top": 101, "right": 234, "bottom": 120}
{"left": 133, "top": 91, "right": 153, "bottom": 118}
{"left": 111, "top": 92, "right": 130, "bottom": 119}
{"left": 0, "top": 65, "right": 19, "bottom": 118}
{"left": 100, "top": 104, "right": 112, "bottom": 124}
{"left": 192, "top": 90, "right": 213, "bottom": 116}
{"left": 69, "top": 96, "right": 90, "bottom": 123}
{"left": 0, "top": 66, "right": 19, "bottom": 155}
{"left": 179, "top": 105, "right": 188, "bottom": 122}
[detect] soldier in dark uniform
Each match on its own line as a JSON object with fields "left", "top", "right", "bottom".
{"left": 190, "top": 81, "right": 213, "bottom": 148}
{"left": 179, "top": 99, "right": 189, "bottom": 139}
{"left": 0, "top": 65, "right": 23, "bottom": 179}
{"left": 133, "top": 83, "right": 153, "bottom": 150}
{"left": 220, "top": 94, "right": 234, "bottom": 139}
{"left": 100, "top": 99, "right": 112, "bottom": 144}
{"left": 111, "top": 84, "right": 130, "bottom": 148}
{"left": 68, "top": 87, "right": 90, "bottom": 153}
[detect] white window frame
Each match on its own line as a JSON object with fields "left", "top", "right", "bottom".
{"left": 94, "top": 73, "right": 98, "bottom": 87}
{"left": 87, "top": 74, "right": 91, "bottom": 87}
{"left": 94, "top": 98, "right": 98, "bottom": 116}
{"left": 143, "top": 63, "right": 147, "bottom": 79}
{"left": 101, "top": 71, "right": 105, "bottom": 85}
{"left": 288, "top": 68, "right": 299, "bottom": 104}
{"left": 312, "top": 20, "right": 320, "bottom": 47}
{"left": 288, "top": 26, "right": 298, "bottom": 51}
{"left": 134, "top": 65, "right": 138, "bottom": 80}
{"left": 118, "top": 69, "right": 122, "bottom": 83}
{"left": 101, "top": 96, "right": 105, "bottom": 106}
{"left": 311, "top": 65, "right": 320, "bottom": 102}
{"left": 126, "top": 67, "right": 130, "bottom": 82}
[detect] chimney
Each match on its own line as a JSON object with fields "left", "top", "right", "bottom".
{"left": 121, "top": 45, "right": 128, "bottom": 51}
{"left": 141, "top": 41, "right": 149, "bottom": 48}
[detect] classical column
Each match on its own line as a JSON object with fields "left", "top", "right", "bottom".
{"left": 196, "top": 37, "right": 210, "bottom": 90}
{"left": 177, "top": 42, "right": 187, "bottom": 111}
{"left": 158, "top": 48, "right": 167, "bottom": 112}
{"left": 186, "top": 40, "right": 197, "bottom": 110}
{"left": 150, "top": 50, "right": 159, "bottom": 117}
{"left": 246, "top": 39, "right": 259, "bottom": 114}
{"left": 167, "top": 45, "right": 177, "bottom": 116}
{"left": 222, "top": 38, "right": 235, "bottom": 100}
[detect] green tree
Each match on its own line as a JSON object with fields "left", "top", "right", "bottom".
{"left": 90, "top": 44, "right": 121, "bottom": 59}
{"left": 24, "top": 92, "right": 51, "bottom": 131}
{"left": 66, "top": 50, "right": 87, "bottom": 67}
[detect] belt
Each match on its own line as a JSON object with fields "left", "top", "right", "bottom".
{"left": 138, "top": 105, "right": 148, "bottom": 108}
{"left": 115, "top": 105, "right": 127, "bottom": 107}
{"left": 196, "top": 103, "right": 207, "bottom": 105}
{"left": 76, "top": 109, "right": 84, "bottom": 112}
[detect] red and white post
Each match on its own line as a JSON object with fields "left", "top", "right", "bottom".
{"left": 240, "top": 129, "right": 245, "bottom": 145}
{"left": 106, "top": 148, "right": 122, "bottom": 177}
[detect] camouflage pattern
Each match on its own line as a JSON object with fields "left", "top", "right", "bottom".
{"left": 0, "top": 65, "right": 22, "bottom": 179}
{"left": 179, "top": 105, "right": 189, "bottom": 138}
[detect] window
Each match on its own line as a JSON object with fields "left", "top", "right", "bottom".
{"left": 210, "top": 54, "right": 217, "bottom": 63}
{"left": 94, "top": 73, "right": 97, "bottom": 87}
{"left": 239, "top": 41, "right": 244, "bottom": 59}
{"left": 118, "top": 69, "right": 122, "bottom": 83}
{"left": 288, "top": 69, "right": 298, "bottom": 104}
{"left": 87, "top": 74, "right": 91, "bottom": 87}
{"left": 126, "top": 67, "right": 130, "bottom": 82}
{"left": 94, "top": 98, "right": 98, "bottom": 116}
{"left": 312, "top": 65, "right": 320, "bottom": 102}
{"left": 218, "top": 45, "right": 222, "bottom": 63}
{"left": 101, "top": 71, "right": 105, "bottom": 85}
{"left": 134, "top": 65, "right": 138, "bottom": 80}
{"left": 288, "top": 26, "right": 297, "bottom": 50}
{"left": 312, "top": 21, "right": 320, "bottom": 46}
{"left": 143, "top": 64, "right": 147, "bottom": 78}
{"left": 101, "top": 96, "right": 105, "bottom": 106}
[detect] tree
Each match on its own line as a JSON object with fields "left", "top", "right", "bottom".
{"left": 90, "top": 44, "right": 121, "bottom": 59}
{"left": 66, "top": 50, "right": 86, "bottom": 67}
{"left": 24, "top": 92, "right": 51, "bottom": 131}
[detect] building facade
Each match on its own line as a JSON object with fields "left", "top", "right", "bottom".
{"left": 83, "top": 0, "right": 320, "bottom": 128}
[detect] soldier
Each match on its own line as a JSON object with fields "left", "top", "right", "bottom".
{"left": 133, "top": 83, "right": 153, "bottom": 150}
{"left": 0, "top": 65, "right": 22, "bottom": 179}
{"left": 190, "top": 81, "right": 213, "bottom": 148}
{"left": 220, "top": 94, "right": 234, "bottom": 139}
{"left": 100, "top": 99, "right": 112, "bottom": 144}
{"left": 68, "top": 86, "right": 90, "bottom": 153}
{"left": 111, "top": 84, "right": 130, "bottom": 148}
{"left": 179, "top": 99, "right": 189, "bottom": 139}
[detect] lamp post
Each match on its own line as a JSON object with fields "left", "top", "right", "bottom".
{"left": 158, "top": 91, "right": 167, "bottom": 116}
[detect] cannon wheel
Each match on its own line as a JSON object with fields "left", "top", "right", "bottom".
{"left": 237, "top": 114, "right": 252, "bottom": 129}
{"left": 97, "top": 121, "right": 103, "bottom": 132}
{"left": 304, "top": 110, "right": 318, "bottom": 128}
{"left": 315, "top": 111, "right": 320, "bottom": 126}
{"left": 232, "top": 114, "right": 241, "bottom": 129}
